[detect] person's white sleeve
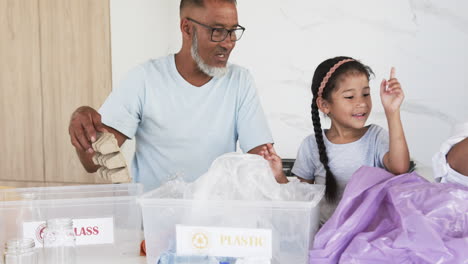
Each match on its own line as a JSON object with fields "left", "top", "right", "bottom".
{"left": 237, "top": 70, "right": 273, "bottom": 152}
{"left": 291, "top": 137, "right": 316, "bottom": 181}
{"left": 99, "top": 66, "right": 146, "bottom": 139}
{"left": 432, "top": 122, "right": 468, "bottom": 183}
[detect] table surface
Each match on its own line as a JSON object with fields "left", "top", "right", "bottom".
{"left": 79, "top": 255, "right": 146, "bottom": 264}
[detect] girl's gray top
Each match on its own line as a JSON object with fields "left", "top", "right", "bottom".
{"left": 292, "top": 124, "right": 389, "bottom": 223}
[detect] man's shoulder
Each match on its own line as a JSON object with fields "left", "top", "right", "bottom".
{"left": 228, "top": 62, "right": 248, "bottom": 71}
{"left": 226, "top": 63, "right": 252, "bottom": 78}
{"left": 116, "top": 55, "right": 174, "bottom": 92}
{"left": 136, "top": 55, "right": 172, "bottom": 72}
{"left": 123, "top": 55, "right": 171, "bottom": 74}
{"left": 118, "top": 55, "right": 174, "bottom": 85}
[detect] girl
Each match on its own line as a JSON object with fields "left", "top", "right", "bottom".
{"left": 262, "top": 56, "right": 410, "bottom": 223}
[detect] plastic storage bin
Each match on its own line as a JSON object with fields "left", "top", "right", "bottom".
{"left": 0, "top": 183, "right": 143, "bottom": 263}
{"left": 139, "top": 186, "right": 323, "bottom": 264}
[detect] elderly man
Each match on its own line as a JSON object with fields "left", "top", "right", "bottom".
{"left": 69, "top": 0, "right": 273, "bottom": 191}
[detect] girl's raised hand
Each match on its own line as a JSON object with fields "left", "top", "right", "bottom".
{"left": 380, "top": 67, "right": 405, "bottom": 114}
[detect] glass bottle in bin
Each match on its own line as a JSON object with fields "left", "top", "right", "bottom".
{"left": 43, "top": 218, "right": 76, "bottom": 264}
{"left": 4, "top": 238, "right": 38, "bottom": 264}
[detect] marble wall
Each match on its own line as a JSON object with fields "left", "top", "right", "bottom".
{"left": 110, "top": 0, "right": 468, "bottom": 177}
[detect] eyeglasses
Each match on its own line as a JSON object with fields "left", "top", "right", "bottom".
{"left": 186, "top": 17, "right": 245, "bottom": 42}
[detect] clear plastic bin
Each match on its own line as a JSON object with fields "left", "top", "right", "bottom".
{"left": 0, "top": 183, "right": 143, "bottom": 263}
{"left": 139, "top": 186, "right": 323, "bottom": 264}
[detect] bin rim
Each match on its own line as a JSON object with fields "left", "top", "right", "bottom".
{"left": 0, "top": 183, "right": 144, "bottom": 207}
{"left": 138, "top": 183, "right": 325, "bottom": 209}
{"left": 0, "top": 183, "right": 143, "bottom": 194}
{"left": 138, "top": 196, "right": 323, "bottom": 209}
{"left": 0, "top": 195, "right": 141, "bottom": 208}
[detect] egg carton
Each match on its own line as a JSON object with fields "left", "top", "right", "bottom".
{"left": 92, "top": 132, "right": 132, "bottom": 184}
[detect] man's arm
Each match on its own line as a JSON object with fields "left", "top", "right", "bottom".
{"left": 446, "top": 138, "right": 468, "bottom": 176}
{"left": 69, "top": 106, "right": 128, "bottom": 173}
{"left": 247, "top": 144, "right": 270, "bottom": 155}
{"left": 253, "top": 143, "right": 316, "bottom": 184}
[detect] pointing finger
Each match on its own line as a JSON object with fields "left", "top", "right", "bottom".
{"left": 390, "top": 67, "right": 396, "bottom": 79}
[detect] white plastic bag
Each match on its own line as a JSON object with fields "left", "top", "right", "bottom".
{"left": 184, "top": 153, "right": 324, "bottom": 203}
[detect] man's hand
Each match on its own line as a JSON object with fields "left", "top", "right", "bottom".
{"left": 259, "top": 144, "right": 288, "bottom": 184}
{"left": 69, "top": 106, "right": 128, "bottom": 173}
{"left": 69, "top": 106, "right": 108, "bottom": 154}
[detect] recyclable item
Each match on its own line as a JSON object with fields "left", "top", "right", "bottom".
{"left": 156, "top": 250, "right": 271, "bottom": 264}
{"left": 97, "top": 167, "right": 130, "bottom": 183}
{"left": 4, "top": 238, "right": 37, "bottom": 264}
{"left": 93, "top": 152, "right": 126, "bottom": 170}
{"left": 158, "top": 153, "right": 321, "bottom": 202}
{"left": 157, "top": 250, "right": 238, "bottom": 264}
{"left": 92, "top": 133, "right": 119, "bottom": 155}
{"left": 310, "top": 166, "right": 468, "bottom": 263}
{"left": 43, "top": 218, "right": 76, "bottom": 264}
{"left": 92, "top": 132, "right": 131, "bottom": 183}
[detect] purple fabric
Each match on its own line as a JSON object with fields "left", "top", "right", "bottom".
{"left": 310, "top": 166, "right": 468, "bottom": 264}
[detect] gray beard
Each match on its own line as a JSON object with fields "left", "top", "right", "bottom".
{"left": 191, "top": 32, "right": 228, "bottom": 78}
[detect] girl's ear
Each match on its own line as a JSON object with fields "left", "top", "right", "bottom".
{"left": 316, "top": 97, "right": 330, "bottom": 115}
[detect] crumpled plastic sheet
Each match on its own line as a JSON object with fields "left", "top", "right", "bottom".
{"left": 153, "top": 152, "right": 324, "bottom": 202}
{"left": 309, "top": 166, "right": 468, "bottom": 264}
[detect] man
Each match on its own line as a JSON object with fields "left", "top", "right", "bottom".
{"left": 68, "top": 0, "right": 273, "bottom": 191}
{"left": 432, "top": 122, "right": 468, "bottom": 186}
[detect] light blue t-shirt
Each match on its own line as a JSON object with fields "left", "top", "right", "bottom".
{"left": 292, "top": 124, "right": 389, "bottom": 223}
{"left": 99, "top": 55, "right": 273, "bottom": 191}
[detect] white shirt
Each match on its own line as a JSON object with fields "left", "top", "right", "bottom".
{"left": 432, "top": 122, "right": 468, "bottom": 187}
